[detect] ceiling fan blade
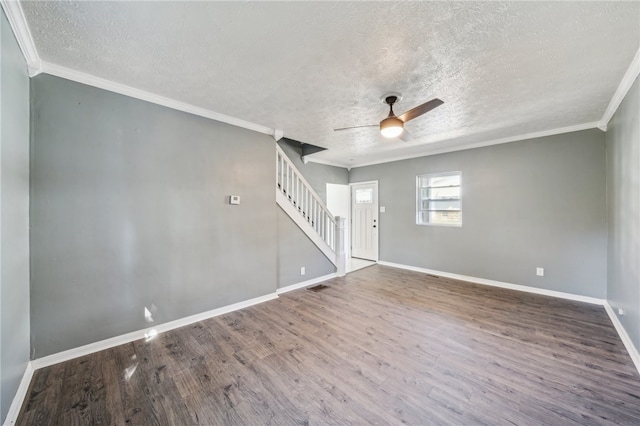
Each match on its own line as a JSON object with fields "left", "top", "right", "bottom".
{"left": 334, "top": 124, "right": 378, "bottom": 132}
{"left": 398, "top": 129, "right": 413, "bottom": 142}
{"left": 398, "top": 98, "right": 444, "bottom": 123}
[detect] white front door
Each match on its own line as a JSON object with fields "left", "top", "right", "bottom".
{"left": 351, "top": 181, "right": 378, "bottom": 261}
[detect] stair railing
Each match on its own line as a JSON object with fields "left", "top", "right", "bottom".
{"left": 276, "top": 145, "right": 336, "bottom": 253}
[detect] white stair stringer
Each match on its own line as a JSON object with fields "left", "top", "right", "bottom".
{"left": 276, "top": 145, "right": 337, "bottom": 266}
{"left": 276, "top": 191, "right": 336, "bottom": 265}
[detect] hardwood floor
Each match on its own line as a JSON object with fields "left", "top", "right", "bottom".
{"left": 17, "top": 265, "right": 640, "bottom": 425}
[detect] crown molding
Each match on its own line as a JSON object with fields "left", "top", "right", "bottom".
{"left": 0, "top": 0, "right": 41, "bottom": 76}
{"left": 0, "top": 0, "right": 275, "bottom": 137}
{"left": 3, "top": 0, "right": 632, "bottom": 161}
{"left": 39, "top": 61, "right": 276, "bottom": 136}
{"left": 599, "top": 47, "right": 640, "bottom": 130}
{"left": 348, "top": 121, "right": 601, "bottom": 169}
{"left": 304, "top": 156, "right": 351, "bottom": 169}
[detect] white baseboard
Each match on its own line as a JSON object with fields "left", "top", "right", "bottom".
{"left": 32, "top": 273, "right": 339, "bottom": 371}
{"left": 13, "top": 264, "right": 637, "bottom": 422}
{"left": 377, "top": 261, "right": 606, "bottom": 305}
{"left": 30, "top": 269, "right": 338, "bottom": 371}
{"left": 3, "top": 362, "right": 34, "bottom": 426}
{"left": 21, "top": 271, "right": 336, "bottom": 414}
{"left": 31, "top": 292, "right": 278, "bottom": 370}
{"left": 276, "top": 273, "right": 337, "bottom": 295}
{"left": 377, "top": 261, "right": 640, "bottom": 375}
{"left": 603, "top": 302, "right": 640, "bottom": 375}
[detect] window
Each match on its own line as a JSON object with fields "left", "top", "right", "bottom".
{"left": 417, "top": 172, "right": 461, "bottom": 226}
{"left": 355, "top": 188, "right": 373, "bottom": 204}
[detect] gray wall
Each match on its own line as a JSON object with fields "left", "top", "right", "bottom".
{"left": 277, "top": 139, "right": 348, "bottom": 203}
{"left": 606, "top": 76, "right": 640, "bottom": 352}
{"left": 277, "top": 207, "right": 335, "bottom": 288}
{"left": 0, "top": 10, "right": 31, "bottom": 423}
{"left": 30, "top": 74, "right": 279, "bottom": 357}
{"left": 350, "top": 129, "right": 607, "bottom": 298}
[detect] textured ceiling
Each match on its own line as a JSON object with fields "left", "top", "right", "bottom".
{"left": 21, "top": 1, "right": 640, "bottom": 167}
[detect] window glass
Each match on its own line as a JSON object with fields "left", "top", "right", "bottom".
{"left": 429, "top": 174, "right": 460, "bottom": 187}
{"left": 427, "top": 186, "right": 460, "bottom": 200}
{"left": 428, "top": 210, "right": 461, "bottom": 225}
{"left": 355, "top": 188, "right": 373, "bottom": 204}
{"left": 427, "top": 200, "right": 461, "bottom": 211}
{"left": 417, "top": 172, "right": 462, "bottom": 226}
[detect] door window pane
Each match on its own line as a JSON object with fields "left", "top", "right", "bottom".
{"left": 355, "top": 188, "right": 373, "bottom": 204}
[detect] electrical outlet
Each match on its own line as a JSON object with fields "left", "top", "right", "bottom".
{"left": 536, "top": 267, "right": 544, "bottom": 276}
{"left": 300, "top": 266, "right": 306, "bottom": 276}
{"left": 618, "top": 308, "right": 625, "bottom": 316}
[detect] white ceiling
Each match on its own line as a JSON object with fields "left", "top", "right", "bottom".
{"left": 20, "top": 1, "right": 640, "bottom": 167}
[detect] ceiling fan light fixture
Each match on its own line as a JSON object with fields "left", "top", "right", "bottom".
{"left": 380, "top": 116, "right": 404, "bottom": 138}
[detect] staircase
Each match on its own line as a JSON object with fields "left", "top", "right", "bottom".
{"left": 276, "top": 144, "right": 344, "bottom": 269}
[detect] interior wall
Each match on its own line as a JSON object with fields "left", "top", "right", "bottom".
{"left": 349, "top": 129, "right": 607, "bottom": 298}
{"left": 0, "top": 9, "right": 31, "bottom": 423}
{"left": 30, "top": 74, "right": 279, "bottom": 358}
{"left": 276, "top": 139, "right": 348, "bottom": 203}
{"left": 606, "top": 76, "right": 640, "bottom": 352}
{"left": 274, "top": 142, "right": 340, "bottom": 288}
{"left": 277, "top": 207, "right": 335, "bottom": 288}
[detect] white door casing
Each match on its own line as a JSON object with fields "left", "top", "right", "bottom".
{"left": 351, "top": 181, "right": 378, "bottom": 261}
{"left": 326, "top": 183, "right": 350, "bottom": 259}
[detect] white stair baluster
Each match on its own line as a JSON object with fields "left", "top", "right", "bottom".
{"left": 275, "top": 145, "right": 339, "bottom": 266}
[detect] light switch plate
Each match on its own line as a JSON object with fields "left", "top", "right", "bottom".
{"left": 380, "top": 206, "right": 386, "bottom": 213}
{"left": 229, "top": 195, "right": 240, "bottom": 205}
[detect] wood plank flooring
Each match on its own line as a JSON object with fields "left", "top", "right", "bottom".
{"left": 17, "top": 265, "right": 640, "bottom": 425}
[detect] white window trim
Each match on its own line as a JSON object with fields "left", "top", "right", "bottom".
{"left": 416, "top": 171, "right": 462, "bottom": 227}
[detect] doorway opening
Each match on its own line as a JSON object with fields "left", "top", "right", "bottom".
{"left": 327, "top": 181, "right": 378, "bottom": 274}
